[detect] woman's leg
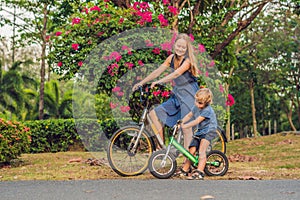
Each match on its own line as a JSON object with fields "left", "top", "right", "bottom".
{"left": 182, "top": 127, "right": 193, "bottom": 150}
{"left": 149, "top": 109, "right": 164, "bottom": 143}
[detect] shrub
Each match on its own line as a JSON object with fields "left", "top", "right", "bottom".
{"left": 24, "top": 119, "right": 82, "bottom": 153}
{"left": 0, "top": 118, "right": 31, "bottom": 163}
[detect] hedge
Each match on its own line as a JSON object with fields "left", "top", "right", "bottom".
{"left": 0, "top": 118, "right": 31, "bottom": 163}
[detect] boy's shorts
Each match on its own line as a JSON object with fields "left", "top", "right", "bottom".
{"left": 188, "top": 131, "right": 217, "bottom": 150}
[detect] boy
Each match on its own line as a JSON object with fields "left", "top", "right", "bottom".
{"left": 179, "top": 88, "right": 218, "bottom": 180}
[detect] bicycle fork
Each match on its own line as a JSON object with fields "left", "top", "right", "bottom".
{"left": 161, "top": 137, "right": 198, "bottom": 167}
{"left": 129, "top": 109, "right": 148, "bottom": 154}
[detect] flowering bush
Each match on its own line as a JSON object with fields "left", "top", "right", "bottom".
{"left": 128, "top": 84, "right": 172, "bottom": 122}
{"left": 0, "top": 118, "right": 31, "bottom": 163}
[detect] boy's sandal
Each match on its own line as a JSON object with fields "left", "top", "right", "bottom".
{"left": 186, "top": 169, "right": 205, "bottom": 180}
{"left": 174, "top": 167, "right": 191, "bottom": 177}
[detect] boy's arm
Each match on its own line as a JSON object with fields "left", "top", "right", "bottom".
{"left": 181, "top": 116, "right": 205, "bottom": 129}
{"left": 181, "top": 111, "right": 193, "bottom": 125}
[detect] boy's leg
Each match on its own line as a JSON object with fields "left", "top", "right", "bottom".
{"left": 186, "top": 138, "right": 209, "bottom": 180}
{"left": 182, "top": 146, "right": 196, "bottom": 172}
{"left": 197, "top": 138, "right": 210, "bottom": 172}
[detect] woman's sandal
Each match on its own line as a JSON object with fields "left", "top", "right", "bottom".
{"left": 186, "top": 169, "right": 205, "bottom": 180}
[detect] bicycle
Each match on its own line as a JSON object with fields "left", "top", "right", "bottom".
{"left": 148, "top": 120, "right": 229, "bottom": 179}
{"left": 107, "top": 84, "right": 227, "bottom": 176}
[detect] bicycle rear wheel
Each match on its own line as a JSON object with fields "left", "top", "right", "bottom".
{"left": 207, "top": 128, "right": 227, "bottom": 154}
{"left": 107, "top": 126, "right": 154, "bottom": 176}
{"left": 204, "top": 150, "right": 229, "bottom": 176}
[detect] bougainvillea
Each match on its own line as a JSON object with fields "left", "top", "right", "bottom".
{"left": 50, "top": 1, "right": 226, "bottom": 125}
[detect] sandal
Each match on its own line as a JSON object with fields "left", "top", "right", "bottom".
{"left": 173, "top": 167, "right": 191, "bottom": 177}
{"left": 186, "top": 169, "right": 205, "bottom": 180}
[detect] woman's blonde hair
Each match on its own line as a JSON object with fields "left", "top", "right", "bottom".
{"left": 173, "top": 33, "right": 198, "bottom": 77}
{"left": 195, "top": 88, "right": 213, "bottom": 105}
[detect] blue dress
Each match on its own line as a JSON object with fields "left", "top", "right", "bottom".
{"left": 154, "top": 55, "right": 199, "bottom": 127}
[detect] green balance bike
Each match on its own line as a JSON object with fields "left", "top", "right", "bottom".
{"left": 148, "top": 120, "right": 229, "bottom": 179}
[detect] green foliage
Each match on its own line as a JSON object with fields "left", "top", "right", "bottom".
{"left": 0, "top": 118, "right": 31, "bottom": 163}
{"left": 23, "top": 118, "right": 129, "bottom": 153}
{"left": 24, "top": 119, "right": 81, "bottom": 153}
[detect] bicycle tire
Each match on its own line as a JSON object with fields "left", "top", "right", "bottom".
{"left": 208, "top": 128, "right": 227, "bottom": 154}
{"left": 148, "top": 150, "right": 177, "bottom": 179}
{"left": 107, "top": 125, "right": 155, "bottom": 176}
{"left": 204, "top": 150, "right": 229, "bottom": 176}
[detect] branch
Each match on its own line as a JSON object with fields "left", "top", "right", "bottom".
{"left": 187, "top": 0, "right": 201, "bottom": 34}
{"left": 211, "top": 2, "right": 268, "bottom": 59}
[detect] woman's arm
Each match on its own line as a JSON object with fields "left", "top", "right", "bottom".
{"left": 132, "top": 55, "right": 172, "bottom": 91}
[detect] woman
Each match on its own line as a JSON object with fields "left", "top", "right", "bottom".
{"left": 132, "top": 33, "right": 199, "bottom": 149}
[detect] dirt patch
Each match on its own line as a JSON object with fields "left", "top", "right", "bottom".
{"left": 228, "top": 154, "right": 260, "bottom": 162}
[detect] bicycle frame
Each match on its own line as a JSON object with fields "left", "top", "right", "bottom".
{"left": 130, "top": 86, "right": 166, "bottom": 152}
{"left": 163, "top": 122, "right": 220, "bottom": 168}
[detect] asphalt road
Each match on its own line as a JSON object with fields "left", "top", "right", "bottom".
{"left": 0, "top": 179, "right": 299, "bottom": 200}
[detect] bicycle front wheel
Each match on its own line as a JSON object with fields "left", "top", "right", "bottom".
{"left": 204, "top": 150, "right": 229, "bottom": 176}
{"left": 148, "top": 150, "right": 177, "bottom": 179}
{"left": 107, "top": 126, "right": 154, "bottom": 176}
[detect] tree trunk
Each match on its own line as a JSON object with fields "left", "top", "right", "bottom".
{"left": 287, "top": 103, "right": 297, "bottom": 131}
{"left": 226, "top": 105, "right": 231, "bottom": 140}
{"left": 250, "top": 79, "right": 258, "bottom": 137}
{"left": 38, "top": 3, "right": 48, "bottom": 120}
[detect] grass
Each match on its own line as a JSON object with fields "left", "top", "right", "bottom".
{"left": 0, "top": 132, "right": 299, "bottom": 181}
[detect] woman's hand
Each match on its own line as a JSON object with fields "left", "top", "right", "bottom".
{"left": 132, "top": 83, "right": 142, "bottom": 91}
{"left": 150, "top": 81, "right": 161, "bottom": 88}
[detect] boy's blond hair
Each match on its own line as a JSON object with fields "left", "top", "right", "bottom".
{"left": 195, "top": 88, "right": 213, "bottom": 105}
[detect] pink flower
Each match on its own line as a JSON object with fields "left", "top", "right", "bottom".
{"left": 205, "top": 71, "right": 209, "bottom": 77}
{"left": 226, "top": 94, "right": 235, "bottom": 106}
{"left": 72, "top": 43, "right": 79, "bottom": 50}
{"left": 78, "top": 61, "right": 83, "bottom": 67}
{"left": 117, "top": 91, "right": 124, "bottom": 97}
{"left": 122, "top": 45, "right": 129, "bottom": 50}
{"left": 55, "top": 31, "right": 62, "bottom": 36}
{"left": 110, "top": 102, "right": 118, "bottom": 109}
{"left": 125, "top": 62, "right": 134, "bottom": 69}
{"left": 158, "top": 14, "right": 168, "bottom": 27}
{"left": 161, "top": 42, "right": 172, "bottom": 51}
{"left": 72, "top": 18, "right": 81, "bottom": 25}
{"left": 112, "top": 86, "right": 121, "bottom": 92}
{"left": 219, "top": 84, "right": 224, "bottom": 93}
{"left": 90, "top": 5, "right": 101, "bottom": 12}
{"left": 145, "top": 40, "right": 154, "bottom": 47}
{"left": 138, "top": 60, "right": 144, "bottom": 66}
{"left": 189, "top": 34, "right": 194, "bottom": 42}
{"left": 120, "top": 106, "right": 130, "bottom": 112}
{"left": 198, "top": 44, "right": 206, "bottom": 53}
{"left": 82, "top": 7, "right": 89, "bottom": 14}
{"left": 119, "top": 18, "right": 124, "bottom": 24}
{"left": 168, "top": 6, "right": 178, "bottom": 15}
{"left": 161, "top": 91, "right": 170, "bottom": 98}
{"left": 57, "top": 61, "right": 63, "bottom": 67}
{"left": 163, "top": 0, "right": 170, "bottom": 5}
{"left": 152, "top": 48, "right": 160, "bottom": 55}
{"left": 110, "top": 51, "right": 122, "bottom": 62}
{"left": 152, "top": 90, "right": 161, "bottom": 96}
{"left": 97, "top": 32, "right": 104, "bottom": 37}
{"left": 209, "top": 60, "right": 215, "bottom": 67}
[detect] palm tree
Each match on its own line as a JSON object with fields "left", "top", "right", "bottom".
{"left": 0, "top": 60, "right": 38, "bottom": 120}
